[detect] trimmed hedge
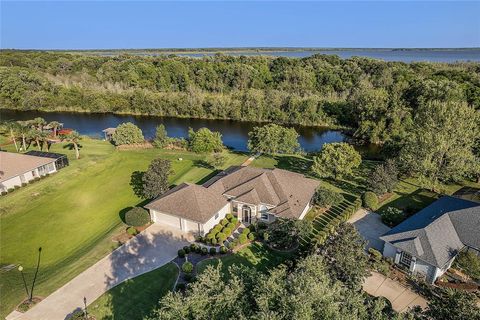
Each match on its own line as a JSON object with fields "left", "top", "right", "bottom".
{"left": 178, "top": 249, "right": 186, "bottom": 258}
{"left": 125, "top": 207, "right": 150, "bottom": 227}
{"left": 226, "top": 213, "right": 234, "bottom": 220}
{"left": 239, "top": 234, "right": 248, "bottom": 245}
{"left": 219, "top": 246, "right": 227, "bottom": 254}
{"left": 220, "top": 218, "right": 229, "bottom": 226}
{"left": 126, "top": 226, "right": 138, "bottom": 236}
{"left": 242, "top": 228, "right": 250, "bottom": 235}
{"left": 362, "top": 192, "right": 378, "bottom": 210}
{"left": 209, "top": 247, "right": 217, "bottom": 255}
{"left": 182, "top": 261, "right": 194, "bottom": 273}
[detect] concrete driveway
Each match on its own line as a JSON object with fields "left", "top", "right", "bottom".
{"left": 364, "top": 271, "right": 428, "bottom": 312}
{"left": 348, "top": 209, "right": 391, "bottom": 251}
{"left": 7, "top": 224, "right": 191, "bottom": 320}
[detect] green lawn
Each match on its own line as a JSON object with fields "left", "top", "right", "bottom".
{"left": 196, "top": 242, "right": 293, "bottom": 276}
{"left": 0, "top": 139, "right": 246, "bottom": 317}
{"left": 89, "top": 262, "right": 178, "bottom": 320}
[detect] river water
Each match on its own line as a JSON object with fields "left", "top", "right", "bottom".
{"left": 0, "top": 109, "right": 352, "bottom": 153}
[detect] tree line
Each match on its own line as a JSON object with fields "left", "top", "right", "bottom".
{"left": 1, "top": 51, "right": 479, "bottom": 145}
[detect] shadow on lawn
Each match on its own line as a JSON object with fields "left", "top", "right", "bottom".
{"left": 376, "top": 188, "right": 438, "bottom": 215}
{"left": 88, "top": 228, "right": 188, "bottom": 320}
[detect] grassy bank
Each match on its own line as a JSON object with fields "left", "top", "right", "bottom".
{"left": 0, "top": 138, "right": 246, "bottom": 317}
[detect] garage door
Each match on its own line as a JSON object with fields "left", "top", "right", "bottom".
{"left": 152, "top": 211, "right": 182, "bottom": 230}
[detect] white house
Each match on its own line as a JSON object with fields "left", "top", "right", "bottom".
{"left": 0, "top": 151, "right": 58, "bottom": 193}
{"left": 380, "top": 196, "right": 480, "bottom": 284}
{"left": 145, "top": 166, "right": 320, "bottom": 236}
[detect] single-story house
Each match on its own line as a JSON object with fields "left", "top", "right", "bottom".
{"left": 145, "top": 166, "right": 320, "bottom": 235}
{"left": 0, "top": 151, "right": 58, "bottom": 193}
{"left": 25, "top": 150, "right": 69, "bottom": 169}
{"left": 380, "top": 196, "right": 480, "bottom": 283}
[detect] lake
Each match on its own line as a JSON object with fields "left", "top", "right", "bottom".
{"left": 0, "top": 109, "right": 350, "bottom": 153}
{"left": 125, "top": 49, "right": 480, "bottom": 63}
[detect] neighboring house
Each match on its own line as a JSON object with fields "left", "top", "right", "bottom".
{"left": 0, "top": 151, "right": 59, "bottom": 193}
{"left": 25, "top": 150, "right": 70, "bottom": 169}
{"left": 380, "top": 196, "right": 480, "bottom": 284}
{"left": 145, "top": 166, "right": 320, "bottom": 235}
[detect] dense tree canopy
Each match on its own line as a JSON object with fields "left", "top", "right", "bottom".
{"left": 247, "top": 123, "right": 300, "bottom": 154}
{"left": 187, "top": 127, "right": 223, "bottom": 153}
{"left": 112, "top": 122, "right": 144, "bottom": 145}
{"left": 141, "top": 158, "right": 172, "bottom": 199}
{"left": 312, "top": 142, "right": 362, "bottom": 179}
{"left": 1, "top": 51, "right": 479, "bottom": 146}
{"left": 398, "top": 100, "right": 479, "bottom": 191}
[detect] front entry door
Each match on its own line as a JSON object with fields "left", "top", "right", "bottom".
{"left": 242, "top": 206, "right": 252, "bottom": 223}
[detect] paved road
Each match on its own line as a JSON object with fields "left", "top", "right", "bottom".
{"left": 7, "top": 224, "right": 191, "bottom": 320}
{"left": 364, "top": 271, "right": 428, "bottom": 312}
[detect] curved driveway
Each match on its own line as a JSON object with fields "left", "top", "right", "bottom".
{"left": 7, "top": 224, "right": 190, "bottom": 320}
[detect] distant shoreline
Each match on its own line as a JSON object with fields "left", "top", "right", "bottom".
{"left": 1, "top": 47, "right": 479, "bottom": 53}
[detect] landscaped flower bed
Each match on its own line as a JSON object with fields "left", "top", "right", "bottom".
{"left": 199, "top": 214, "right": 240, "bottom": 246}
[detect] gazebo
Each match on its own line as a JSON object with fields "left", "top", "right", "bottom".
{"left": 102, "top": 128, "right": 116, "bottom": 141}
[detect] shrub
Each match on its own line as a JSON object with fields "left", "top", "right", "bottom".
{"left": 201, "top": 247, "right": 208, "bottom": 255}
{"left": 213, "top": 224, "right": 223, "bottom": 232}
{"left": 8, "top": 188, "right": 14, "bottom": 193}
{"left": 257, "top": 222, "right": 268, "bottom": 230}
{"left": 248, "top": 232, "right": 255, "bottom": 241}
{"left": 126, "top": 226, "right": 138, "bottom": 236}
{"left": 231, "top": 217, "right": 238, "bottom": 224}
{"left": 222, "top": 227, "right": 232, "bottom": 236}
{"left": 226, "top": 222, "right": 236, "bottom": 229}
{"left": 190, "top": 243, "right": 198, "bottom": 252}
{"left": 226, "top": 242, "right": 235, "bottom": 250}
{"left": 183, "top": 245, "right": 191, "bottom": 254}
{"left": 184, "top": 273, "right": 194, "bottom": 282}
{"left": 313, "top": 187, "right": 344, "bottom": 207}
{"left": 238, "top": 234, "right": 248, "bottom": 245}
{"left": 195, "top": 245, "right": 202, "bottom": 254}
{"left": 226, "top": 213, "right": 234, "bottom": 220}
{"left": 112, "top": 122, "right": 144, "bottom": 145}
{"left": 263, "top": 232, "right": 270, "bottom": 241}
{"left": 1, "top": 191, "right": 7, "bottom": 196}
{"left": 216, "top": 232, "right": 227, "bottom": 242}
{"left": 182, "top": 261, "right": 194, "bottom": 273}
{"left": 209, "top": 247, "right": 217, "bottom": 255}
{"left": 219, "top": 246, "right": 227, "bottom": 254}
{"left": 368, "top": 248, "right": 383, "bottom": 261}
{"left": 248, "top": 224, "right": 256, "bottom": 232}
{"left": 454, "top": 251, "right": 480, "bottom": 281}
{"left": 232, "top": 239, "right": 239, "bottom": 247}
{"left": 362, "top": 191, "right": 378, "bottom": 210}
{"left": 380, "top": 207, "right": 405, "bottom": 227}
{"left": 124, "top": 207, "right": 150, "bottom": 227}
{"left": 211, "top": 238, "right": 218, "bottom": 245}
{"left": 242, "top": 227, "right": 250, "bottom": 235}
{"left": 220, "top": 218, "right": 229, "bottom": 226}
{"left": 206, "top": 231, "right": 217, "bottom": 241}
{"left": 177, "top": 249, "right": 186, "bottom": 258}
{"left": 21, "top": 183, "right": 27, "bottom": 187}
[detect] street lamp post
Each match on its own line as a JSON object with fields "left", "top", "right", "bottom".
{"left": 83, "top": 296, "right": 88, "bottom": 319}
{"left": 18, "top": 265, "right": 30, "bottom": 300}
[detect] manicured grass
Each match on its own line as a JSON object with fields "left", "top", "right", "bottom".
{"left": 89, "top": 262, "right": 178, "bottom": 320}
{"left": 196, "top": 242, "right": 293, "bottom": 276}
{"left": 0, "top": 139, "right": 246, "bottom": 317}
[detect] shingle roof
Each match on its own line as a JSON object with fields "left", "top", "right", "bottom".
{"left": 205, "top": 166, "right": 320, "bottom": 219}
{"left": 0, "top": 151, "right": 56, "bottom": 183}
{"left": 381, "top": 196, "right": 480, "bottom": 268}
{"left": 144, "top": 183, "right": 228, "bottom": 224}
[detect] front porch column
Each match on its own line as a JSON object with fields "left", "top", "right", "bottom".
{"left": 394, "top": 251, "right": 401, "bottom": 264}
{"left": 409, "top": 257, "right": 416, "bottom": 272}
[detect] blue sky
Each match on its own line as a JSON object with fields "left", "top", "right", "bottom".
{"left": 1, "top": 1, "right": 479, "bottom": 49}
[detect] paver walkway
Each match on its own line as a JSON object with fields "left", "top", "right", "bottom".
{"left": 364, "top": 271, "right": 428, "bottom": 312}
{"left": 6, "top": 224, "right": 191, "bottom": 320}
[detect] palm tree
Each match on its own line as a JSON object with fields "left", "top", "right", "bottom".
{"left": 31, "top": 117, "right": 46, "bottom": 131}
{"left": 61, "top": 131, "right": 82, "bottom": 159}
{"left": 3, "top": 121, "right": 20, "bottom": 152}
{"left": 47, "top": 121, "right": 62, "bottom": 138}
{"left": 17, "top": 121, "right": 30, "bottom": 151}
{"left": 28, "top": 129, "right": 49, "bottom": 151}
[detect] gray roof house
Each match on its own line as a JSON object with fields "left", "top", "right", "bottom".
{"left": 380, "top": 196, "right": 480, "bottom": 283}
{"left": 145, "top": 166, "right": 319, "bottom": 236}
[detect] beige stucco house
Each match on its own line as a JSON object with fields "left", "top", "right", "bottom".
{"left": 145, "top": 166, "right": 320, "bottom": 235}
{"left": 0, "top": 151, "right": 58, "bottom": 193}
